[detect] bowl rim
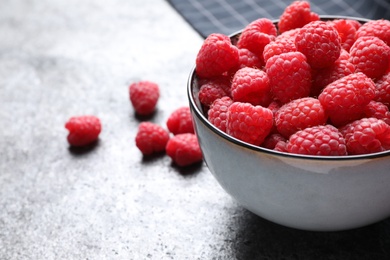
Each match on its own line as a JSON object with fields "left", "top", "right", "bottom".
{"left": 188, "top": 15, "right": 390, "bottom": 161}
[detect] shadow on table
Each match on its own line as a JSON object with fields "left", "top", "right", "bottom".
{"left": 230, "top": 208, "right": 390, "bottom": 259}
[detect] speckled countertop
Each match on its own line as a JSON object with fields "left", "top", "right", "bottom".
{"left": 0, "top": 0, "right": 389, "bottom": 259}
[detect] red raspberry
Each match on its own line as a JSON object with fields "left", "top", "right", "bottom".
{"left": 261, "top": 133, "right": 287, "bottom": 150}
{"left": 364, "top": 101, "right": 390, "bottom": 125}
{"left": 207, "top": 96, "right": 233, "bottom": 132}
{"left": 329, "top": 19, "right": 358, "bottom": 51}
{"left": 226, "top": 102, "right": 273, "bottom": 146}
{"left": 340, "top": 117, "right": 390, "bottom": 155}
{"left": 274, "top": 140, "right": 288, "bottom": 152}
{"left": 276, "top": 28, "right": 301, "bottom": 41}
{"left": 237, "top": 18, "right": 277, "bottom": 59}
{"left": 286, "top": 125, "right": 347, "bottom": 156}
{"left": 375, "top": 72, "right": 390, "bottom": 106}
{"left": 198, "top": 81, "right": 229, "bottom": 108}
{"left": 129, "top": 81, "right": 160, "bottom": 116}
{"left": 166, "top": 106, "right": 194, "bottom": 135}
{"left": 65, "top": 115, "right": 102, "bottom": 147}
{"left": 311, "top": 49, "right": 355, "bottom": 97}
{"left": 356, "top": 19, "right": 390, "bottom": 46}
{"left": 231, "top": 67, "right": 271, "bottom": 106}
{"left": 135, "top": 122, "right": 170, "bottom": 155}
{"left": 263, "top": 37, "right": 297, "bottom": 63}
{"left": 234, "top": 48, "right": 264, "bottom": 71}
{"left": 318, "top": 73, "right": 376, "bottom": 127}
{"left": 295, "top": 21, "right": 341, "bottom": 69}
{"left": 349, "top": 36, "right": 390, "bottom": 79}
{"left": 278, "top": 1, "right": 319, "bottom": 33}
{"left": 265, "top": 51, "right": 311, "bottom": 104}
{"left": 196, "top": 33, "right": 239, "bottom": 78}
{"left": 165, "top": 133, "right": 203, "bottom": 167}
{"left": 275, "top": 97, "right": 328, "bottom": 138}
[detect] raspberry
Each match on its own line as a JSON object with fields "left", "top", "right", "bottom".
{"left": 364, "top": 101, "right": 390, "bottom": 125}
{"left": 356, "top": 19, "right": 390, "bottom": 46}
{"left": 196, "top": 33, "right": 239, "bottom": 78}
{"left": 226, "top": 102, "right": 273, "bottom": 146}
{"left": 237, "top": 18, "right": 277, "bottom": 59}
{"left": 233, "top": 48, "right": 263, "bottom": 71}
{"left": 231, "top": 67, "right": 271, "bottom": 106}
{"left": 265, "top": 51, "right": 311, "bottom": 104}
{"left": 311, "top": 49, "right": 355, "bottom": 97}
{"left": 286, "top": 125, "right": 347, "bottom": 156}
{"left": 261, "top": 133, "right": 287, "bottom": 150}
{"left": 198, "top": 81, "right": 229, "bottom": 108}
{"left": 274, "top": 140, "right": 288, "bottom": 152}
{"left": 65, "top": 115, "right": 102, "bottom": 147}
{"left": 129, "top": 81, "right": 160, "bottom": 116}
{"left": 295, "top": 21, "right": 341, "bottom": 69}
{"left": 263, "top": 37, "right": 297, "bottom": 63}
{"left": 135, "top": 122, "right": 170, "bottom": 155}
{"left": 318, "top": 73, "right": 376, "bottom": 127}
{"left": 278, "top": 1, "right": 319, "bottom": 33}
{"left": 208, "top": 96, "right": 233, "bottom": 132}
{"left": 329, "top": 19, "right": 358, "bottom": 51}
{"left": 166, "top": 106, "right": 194, "bottom": 135}
{"left": 275, "top": 97, "right": 328, "bottom": 138}
{"left": 349, "top": 36, "right": 390, "bottom": 79}
{"left": 375, "top": 72, "right": 390, "bottom": 106}
{"left": 165, "top": 133, "right": 203, "bottom": 167}
{"left": 340, "top": 117, "right": 390, "bottom": 155}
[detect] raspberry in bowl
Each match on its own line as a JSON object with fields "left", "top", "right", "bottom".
{"left": 187, "top": 13, "right": 390, "bottom": 231}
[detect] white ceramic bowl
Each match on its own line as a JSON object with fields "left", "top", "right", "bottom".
{"left": 188, "top": 16, "right": 390, "bottom": 231}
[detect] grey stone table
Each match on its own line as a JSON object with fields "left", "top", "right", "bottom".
{"left": 0, "top": 0, "right": 389, "bottom": 259}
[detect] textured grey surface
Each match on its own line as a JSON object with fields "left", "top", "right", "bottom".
{"left": 0, "top": 0, "right": 390, "bottom": 259}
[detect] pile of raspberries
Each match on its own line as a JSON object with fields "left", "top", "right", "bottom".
{"left": 195, "top": 1, "right": 390, "bottom": 156}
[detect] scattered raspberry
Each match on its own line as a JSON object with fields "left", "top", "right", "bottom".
{"left": 129, "top": 81, "right": 160, "bottom": 116}
{"left": 166, "top": 106, "right": 194, "bottom": 135}
{"left": 196, "top": 33, "right": 239, "bottom": 78}
{"left": 349, "top": 36, "right": 390, "bottom": 79}
{"left": 364, "top": 101, "right": 390, "bottom": 125}
{"left": 275, "top": 97, "right": 328, "bottom": 138}
{"left": 330, "top": 19, "right": 358, "bottom": 51}
{"left": 208, "top": 96, "right": 234, "bottom": 132}
{"left": 135, "top": 122, "right": 170, "bottom": 155}
{"left": 65, "top": 115, "right": 102, "bottom": 147}
{"left": 165, "top": 133, "right": 203, "bottom": 166}
{"left": 340, "top": 117, "right": 390, "bottom": 155}
{"left": 231, "top": 67, "right": 271, "bottom": 106}
{"left": 261, "top": 133, "right": 287, "bottom": 150}
{"left": 263, "top": 37, "right": 297, "bottom": 63}
{"left": 226, "top": 102, "right": 273, "bottom": 146}
{"left": 237, "top": 18, "right": 277, "bottom": 59}
{"left": 318, "top": 73, "right": 376, "bottom": 127}
{"left": 295, "top": 21, "right": 341, "bottom": 69}
{"left": 265, "top": 51, "right": 311, "bottom": 104}
{"left": 374, "top": 72, "right": 390, "bottom": 106}
{"left": 356, "top": 19, "right": 390, "bottom": 46}
{"left": 286, "top": 125, "right": 347, "bottom": 156}
{"left": 278, "top": 1, "right": 319, "bottom": 33}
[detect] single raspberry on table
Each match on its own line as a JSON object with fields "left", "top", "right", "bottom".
{"left": 165, "top": 133, "right": 203, "bottom": 167}
{"left": 65, "top": 115, "right": 102, "bottom": 147}
{"left": 265, "top": 51, "right": 311, "bottom": 104}
{"left": 166, "top": 106, "right": 194, "bottom": 135}
{"left": 295, "top": 21, "right": 341, "bottom": 69}
{"left": 356, "top": 19, "right": 390, "bottom": 46}
{"left": 286, "top": 125, "right": 347, "bottom": 156}
{"left": 340, "top": 117, "right": 390, "bottom": 155}
{"left": 231, "top": 67, "right": 271, "bottom": 107}
{"left": 129, "top": 81, "right": 160, "bottom": 116}
{"left": 278, "top": 1, "right": 319, "bottom": 33}
{"left": 318, "top": 72, "right": 376, "bottom": 127}
{"left": 349, "top": 36, "right": 390, "bottom": 80}
{"left": 262, "top": 37, "right": 297, "bottom": 63}
{"left": 375, "top": 72, "right": 390, "bottom": 106}
{"left": 329, "top": 19, "right": 359, "bottom": 51}
{"left": 207, "top": 96, "right": 233, "bottom": 132}
{"left": 275, "top": 97, "right": 328, "bottom": 138}
{"left": 135, "top": 122, "right": 170, "bottom": 156}
{"left": 364, "top": 101, "right": 390, "bottom": 125}
{"left": 226, "top": 102, "right": 273, "bottom": 146}
{"left": 196, "top": 33, "right": 239, "bottom": 78}
{"left": 237, "top": 18, "right": 277, "bottom": 60}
